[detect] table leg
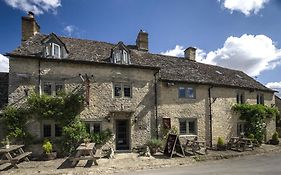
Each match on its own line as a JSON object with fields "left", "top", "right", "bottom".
{"left": 19, "top": 148, "right": 30, "bottom": 162}
{"left": 89, "top": 150, "right": 98, "bottom": 165}
{"left": 5, "top": 152, "right": 19, "bottom": 168}
{"left": 72, "top": 150, "right": 81, "bottom": 166}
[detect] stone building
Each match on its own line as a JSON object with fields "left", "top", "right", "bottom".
{"left": 5, "top": 12, "right": 277, "bottom": 150}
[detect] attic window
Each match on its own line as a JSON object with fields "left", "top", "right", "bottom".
{"left": 215, "top": 70, "right": 223, "bottom": 75}
{"left": 113, "top": 50, "right": 130, "bottom": 64}
{"left": 45, "top": 43, "right": 61, "bottom": 58}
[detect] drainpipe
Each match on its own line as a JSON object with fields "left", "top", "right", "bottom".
{"left": 38, "top": 59, "right": 42, "bottom": 95}
{"left": 208, "top": 86, "right": 214, "bottom": 148}
{"left": 154, "top": 71, "right": 159, "bottom": 139}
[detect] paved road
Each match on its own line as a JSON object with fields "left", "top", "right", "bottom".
{"left": 119, "top": 153, "right": 281, "bottom": 175}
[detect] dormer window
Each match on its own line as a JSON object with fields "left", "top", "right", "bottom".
{"left": 45, "top": 43, "right": 61, "bottom": 58}
{"left": 113, "top": 49, "right": 130, "bottom": 64}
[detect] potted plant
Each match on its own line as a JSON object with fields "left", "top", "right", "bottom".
{"left": 83, "top": 138, "right": 91, "bottom": 146}
{"left": 1, "top": 137, "right": 10, "bottom": 149}
{"left": 146, "top": 139, "right": 162, "bottom": 155}
{"left": 217, "top": 137, "right": 226, "bottom": 151}
{"left": 270, "top": 132, "right": 279, "bottom": 145}
{"left": 42, "top": 140, "right": 57, "bottom": 160}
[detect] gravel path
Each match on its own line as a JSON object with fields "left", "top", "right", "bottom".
{"left": 1, "top": 144, "right": 280, "bottom": 175}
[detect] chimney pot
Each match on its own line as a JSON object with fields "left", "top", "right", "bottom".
{"left": 136, "top": 30, "right": 148, "bottom": 52}
{"left": 184, "top": 47, "right": 196, "bottom": 61}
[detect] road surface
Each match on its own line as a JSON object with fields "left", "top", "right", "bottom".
{"left": 118, "top": 152, "right": 281, "bottom": 175}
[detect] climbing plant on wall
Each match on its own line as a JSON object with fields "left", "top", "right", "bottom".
{"left": 232, "top": 104, "right": 279, "bottom": 143}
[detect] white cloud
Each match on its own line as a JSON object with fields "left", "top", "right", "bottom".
{"left": 63, "top": 25, "right": 76, "bottom": 36}
{"left": 0, "top": 54, "right": 9, "bottom": 72}
{"left": 160, "top": 34, "right": 281, "bottom": 77}
{"left": 201, "top": 34, "right": 281, "bottom": 76}
{"left": 266, "top": 82, "right": 281, "bottom": 89}
{"left": 4, "top": 0, "right": 61, "bottom": 15}
{"left": 219, "top": 0, "right": 270, "bottom": 16}
{"left": 160, "top": 45, "right": 185, "bottom": 57}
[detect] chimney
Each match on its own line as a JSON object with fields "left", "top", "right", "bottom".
{"left": 21, "top": 11, "right": 40, "bottom": 43}
{"left": 184, "top": 47, "right": 196, "bottom": 61}
{"left": 136, "top": 30, "right": 148, "bottom": 52}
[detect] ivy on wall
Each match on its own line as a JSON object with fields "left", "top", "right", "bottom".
{"left": 232, "top": 104, "right": 279, "bottom": 143}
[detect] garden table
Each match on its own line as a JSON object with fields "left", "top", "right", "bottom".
{"left": 0, "top": 145, "right": 31, "bottom": 168}
{"left": 71, "top": 142, "right": 99, "bottom": 166}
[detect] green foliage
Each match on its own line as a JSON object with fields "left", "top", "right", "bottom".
{"left": 60, "top": 119, "right": 89, "bottom": 154}
{"left": 0, "top": 106, "right": 32, "bottom": 143}
{"left": 271, "top": 132, "right": 279, "bottom": 145}
{"left": 233, "top": 104, "right": 279, "bottom": 143}
{"left": 42, "top": 140, "right": 53, "bottom": 153}
{"left": 27, "top": 92, "right": 84, "bottom": 126}
{"left": 217, "top": 137, "right": 224, "bottom": 146}
{"left": 146, "top": 138, "right": 163, "bottom": 150}
{"left": 248, "top": 133, "right": 255, "bottom": 139}
{"left": 90, "top": 129, "right": 112, "bottom": 145}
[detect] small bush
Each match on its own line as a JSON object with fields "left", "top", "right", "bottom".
{"left": 42, "top": 140, "right": 53, "bottom": 154}
{"left": 146, "top": 138, "right": 163, "bottom": 154}
{"left": 248, "top": 134, "right": 255, "bottom": 139}
{"left": 271, "top": 132, "right": 279, "bottom": 145}
{"left": 90, "top": 129, "right": 112, "bottom": 145}
{"left": 217, "top": 137, "right": 224, "bottom": 146}
{"left": 60, "top": 119, "right": 89, "bottom": 154}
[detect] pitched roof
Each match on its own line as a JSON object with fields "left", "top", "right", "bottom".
{"left": 7, "top": 33, "right": 274, "bottom": 92}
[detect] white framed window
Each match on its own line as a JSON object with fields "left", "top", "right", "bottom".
{"left": 42, "top": 120, "right": 62, "bottom": 138}
{"left": 178, "top": 86, "right": 196, "bottom": 99}
{"left": 45, "top": 43, "right": 61, "bottom": 58}
{"left": 257, "top": 93, "right": 264, "bottom": 105}
{"left": 179, "top": 118, "right": 197, "bottom": 135}
{"left": 42, "top": 81, "right": 64, "bottom": 96}
{"left": 85, "top": 121, "right": 102, "bottom": 134}
{"left": 113, "top": 49, "right": 130, "bottom": 64}
{"left": 236, "top": 92, "right": 245, "bottom": 104}
{"left": 113, "top": 83, "right": 132, "bottom": 98}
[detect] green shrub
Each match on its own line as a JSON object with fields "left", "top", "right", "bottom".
{"left": 248, "top": 134, "right": 255, "bottom": 139}
{"left": 271, "top": 132, "right": 279, "bottom": 145}
{"left": 42, "top": 140, "right": 53, "bottom": 153}
{"left": 90, "top": 129, "right": 112, "bottom": 145}
{"left": 146, "top": 139, "right": 163, "bottom": 151}
{"left": 60, "top": 119, "right": 89, "bottom": 154}
{"left": 217, "top": 137, "right": 224, "bottom": 146}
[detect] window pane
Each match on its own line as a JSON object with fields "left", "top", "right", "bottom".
{"left": 53, "top": 44, "right": 60, "bottom": 58}
{"left": 123, "top": 50, "right": 128, "bottom": 64}
{"left": 187, "top": 87, "right": 195, "bottom": 98}
{"left": 163, "top": 118, "right": 171, "bottom": 130}
{"left": 55, "top": 84, "right": 63, "bottom": 95}
{"left": 124, "top": 85, "right": 131, "bottom": 97}
{"left": 114, "top": 84, "right": 122, "bottom": 97}
{"left": 43, "top": 124, "right": 51, "bottom": 137}
{"left": 43, "top": 83, "right": 52, "bottom": 95}
{"left": 55, "top": 124, "right": 62, "bottom": 137}
{"left": 115, "top": 50, "right": 121, "bottom": 63}
{"left": 236, "top": 93, "right": 240, "bottom": 104}
{"left": 179, "top": 120, "right": 187, "bottom": 134}
{"left": 93, "top": 123, "right": 101, "bottom": 133}
{"left": 188, "top": 120, "right": 196, "bottom": 134}
{"left": 178, "top": 87, "right": 185, "bottom": 98}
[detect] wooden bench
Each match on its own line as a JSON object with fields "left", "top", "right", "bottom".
{"left": 0, "top": 145, "right": 31, "bottom": 168}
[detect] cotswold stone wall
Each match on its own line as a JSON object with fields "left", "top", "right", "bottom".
{"left": 158, "top": 82, "right": 275, "bottom": 145}
{"left": 9, "top": 57, "right": 156, "bottom": 150}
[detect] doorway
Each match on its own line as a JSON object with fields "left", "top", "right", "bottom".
{"left": 115, "top": 119, "right": 130, "bottom": 150}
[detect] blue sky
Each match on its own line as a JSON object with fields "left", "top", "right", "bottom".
{"left": 0, "top": 0, "right": 281, "bottom": 96}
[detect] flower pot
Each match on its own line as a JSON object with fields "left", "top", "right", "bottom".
{"left": 5, "top": 144, "right": 10, "bottom": 149}
{"left": 42, "top": 152, "right": 57, "bottom": 160}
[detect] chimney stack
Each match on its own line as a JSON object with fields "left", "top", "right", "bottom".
{"left": 21, "top": 11, "right": 40, "bottom": 43}
{"left": 136, "top": 30, "right": 148, "bottom": 52}
{"left": 184, "top": 47, "right": 196, "bottom": 61}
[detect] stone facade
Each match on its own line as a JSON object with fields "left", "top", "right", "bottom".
{"left": 158, "top": 82, "right": 276, "bottom": 145}
{"left": 9, "top": 57, "right": 157, "bottom": 150}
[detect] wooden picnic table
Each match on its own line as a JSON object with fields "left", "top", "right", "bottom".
{"left": 0, "top": 145, "right": 32, "bottom": 168}
{"left": 71, "top": 142, "right": 100, "bottom": 166}
{"left": 227, "top": 137, "right": 258, "bottom": 152}
{"left": 183, "top": 137, "right": 207, "bottom": 155}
